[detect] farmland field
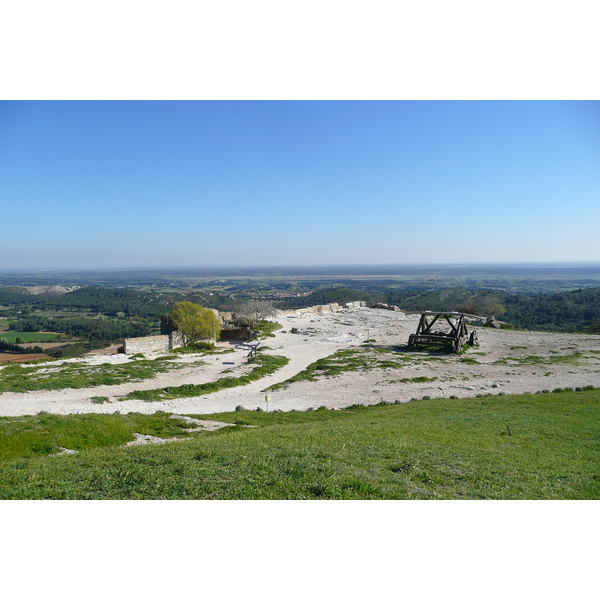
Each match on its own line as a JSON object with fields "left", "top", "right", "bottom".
{"left": 0, "top": 353, "right": 49, "bottom": 364}
{"left": 0, "top": 331, "right": 63, "bottom": 343}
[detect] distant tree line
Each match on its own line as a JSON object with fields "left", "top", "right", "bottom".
{"left": 0, "top": 286, "right": 238, "bottom": 317}
{"left": 501, "top": 287, "right": 600, "bottom": 332}
{"left": 0, "top": 338, "right": 44, "bottom": 354}
{"left": 9, "top": 315, "right": 156, "bottom": 341}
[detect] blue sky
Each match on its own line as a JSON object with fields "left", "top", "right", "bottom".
{"left": 1, "top": 100, "right": 598, "bottom": 269}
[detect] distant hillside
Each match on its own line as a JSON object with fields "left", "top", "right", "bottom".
{"left": 384, "top": 288, "right": 502, "bottom": 314}
{"left": 502, "top": 287, "right": 600, "bottom": 332}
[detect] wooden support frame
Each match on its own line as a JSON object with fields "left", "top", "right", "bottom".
{"left": 246, "top": 341, "right": 260, "bottom": 362}
{"left": 407, "top": 311, "right": 480, "bottom": 353}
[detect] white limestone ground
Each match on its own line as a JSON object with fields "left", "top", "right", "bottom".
{"left": 1, "top": 306, "right": 599, "bottom": 417}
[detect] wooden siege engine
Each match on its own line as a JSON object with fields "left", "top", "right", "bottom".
{"left": 407, "top": 312, "right": 480, "bottom": 353}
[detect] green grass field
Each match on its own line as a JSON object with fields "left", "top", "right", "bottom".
{"left": 1, "top": 389, "right": 598, "bottom": 499}
{"left": 0, "top": 331, "right": 63, "bottom": 343}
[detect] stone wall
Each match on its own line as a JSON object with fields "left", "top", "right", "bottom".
{"left": 123, "top": 331, "right": 184, "bottom": 354}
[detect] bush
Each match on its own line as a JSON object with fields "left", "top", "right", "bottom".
{"left": 190, "top": 342, "right": 216, "bottom": 352}
{"left": 90, "top": 396, "right": 110, "bottom": 404}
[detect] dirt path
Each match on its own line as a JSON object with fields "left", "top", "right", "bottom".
{"left": 1, "top": 306, "right": 599, "bottom": 416}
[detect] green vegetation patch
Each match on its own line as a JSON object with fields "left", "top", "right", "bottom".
{"left": 460, "top": 357, "right": 481, "bottom": 365}
{"left": 0, "top": 412, "right": 197, "bottom": 461}
{"left": 123, "top": 354, "right": 290, "bottom": 401}
{"left": 1, "top": 390, "right": 599, "bottom": 499}
{"left": 390, "top": 376, "right": 438, "bottom": 384}
{"left": 253, "top": 320, "right": 283, "bottom": 338}
{"left": 90, "top": 396, "right": 110, "bottom": 404}
{"left": 494, "top": 352, "right": 585, "bottom": 367}
{"left": 0, "top": 356, "right": 187, "bottom": 393}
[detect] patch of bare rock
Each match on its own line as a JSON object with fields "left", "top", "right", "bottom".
{"left": 1, "top": 306, "right": 599, "bottom": 417}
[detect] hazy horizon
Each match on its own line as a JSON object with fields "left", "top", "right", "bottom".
{"left": 2, "top": 261, "right": 600, "bottom": 274}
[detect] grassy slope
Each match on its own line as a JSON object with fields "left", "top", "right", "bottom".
{"left": 1, "top": 390, "right": 598, "bottom": 499}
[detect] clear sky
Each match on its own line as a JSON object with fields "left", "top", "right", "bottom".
{"left": 1, "top": 100, "right": 598, "bottom": 269}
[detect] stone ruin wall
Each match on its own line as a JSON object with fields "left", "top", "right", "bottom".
{"left": 123, "top": 331, "right": 183, "bottom": 355}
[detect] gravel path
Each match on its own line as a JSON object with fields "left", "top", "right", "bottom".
{"left": 1, "top": 306, "right": 599, "bottom": 416}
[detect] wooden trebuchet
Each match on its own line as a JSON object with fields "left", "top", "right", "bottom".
{"left": 407, "top": 312, "right": 482, "bottom": 353}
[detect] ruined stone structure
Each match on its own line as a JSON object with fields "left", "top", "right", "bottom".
{"left": 123, "top": 331, "right": 183, "bottom": 354}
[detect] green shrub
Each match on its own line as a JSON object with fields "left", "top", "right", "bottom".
{"left": 90, "top": 396, "right": 110, "bottom": 404}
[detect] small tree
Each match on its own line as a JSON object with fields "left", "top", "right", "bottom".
{"left": 235, "top": 299, "right": 276, "bottom": 327}
{"left": 170, "top": 301, "right": 221, "bottom": 345}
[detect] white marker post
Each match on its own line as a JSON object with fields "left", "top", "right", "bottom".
{"left": 264, "top": 394, "right": 271, "bottom": 412}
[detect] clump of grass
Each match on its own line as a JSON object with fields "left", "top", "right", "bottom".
{"left": 459, "top": 357, "right": 480, "bottom": 365}
{"left": 390, "top": 376, "right": 438, "bottom": 384}
{"left": 402, "top": 376, "right": 437, "bottom": 383}
{"left": 123, "top": 354, "right": 289, "bottom": 401}
{"left": 90, "top": 396, "right": 110, "bottom": 404}
{"left": 253, "top": 321, "right": 283, "bottom": 338}
{"left": 494, "top": 352, "right": 585, "bottom": 367}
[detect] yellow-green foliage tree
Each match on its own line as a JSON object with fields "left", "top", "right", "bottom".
{"left": 170, "top": 301, "right": 221, "bottom": 345}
